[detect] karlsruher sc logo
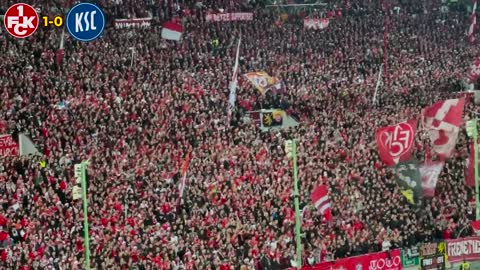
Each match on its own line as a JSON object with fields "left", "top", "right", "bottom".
{"left": 66, "top": 3, "right": 105, "bottom": 42}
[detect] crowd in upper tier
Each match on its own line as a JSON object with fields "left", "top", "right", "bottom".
{"left": 0, "top": 0, "right": 479, "bottom": 269}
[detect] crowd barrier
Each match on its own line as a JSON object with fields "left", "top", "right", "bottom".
{"left": 294, "top": 236, "right": 480, "bottom": 270}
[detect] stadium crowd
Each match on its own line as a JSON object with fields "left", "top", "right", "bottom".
{"left": 0, "top": 0, "right": 480, "bottom": 269}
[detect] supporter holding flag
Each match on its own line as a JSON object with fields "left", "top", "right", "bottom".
{"left": 311, "top": 185, "right": 332, "bottom": 221}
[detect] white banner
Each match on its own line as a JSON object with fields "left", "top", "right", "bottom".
{"left": 206, "top": 13, "right": 253, "bottom": 22}
{"left": 114, "top": 18, "right": 153, "bottom": 29}
{"left": 304, "top": 18, "right": 330, "bottom": 30}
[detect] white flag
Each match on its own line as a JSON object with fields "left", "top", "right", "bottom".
{"left": 228, "top": 37, "right": 241, "bottom": 115}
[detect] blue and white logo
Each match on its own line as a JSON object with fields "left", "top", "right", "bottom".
{"left": 66, "top": 3, "right": 105, "bottom": 42}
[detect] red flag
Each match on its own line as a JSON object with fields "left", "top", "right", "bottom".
{"left": 375, "top": 119, "right": 417, "bottom": 166}
{"left": 311, "top": 185, "right": 332, "bottom": 221}
{"left": 423, "top": 98, "right": 465, "bottom": 159}
{"left": 466, "top": 139, "right": 479, "bottom": 187}
{"left": 468, "top": 57, "right": 480, "bottom": 83}
{"left": 468, "top": 1, "right": 477, "bottom": 43}
{"left": 472, "top": 220, "right": 480, "bottom": 235}
{"left": 419, "top": 162, "right": 444, "bottom": 197}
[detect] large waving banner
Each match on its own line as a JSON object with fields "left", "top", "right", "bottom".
{"left": 0, "top": 134, "right": 18, "bottom": 156}
{"left": 375, "top": 120, "right": 417, "bottom": 166}
{"left": 446, "top": 236, "right": 480, "bottom": 263}
{"left": 395, "top": 160, "right": 423, "bottom": 205}
{"left": 423, "top": 98, "right": 465, "bottom": 159}
{"left": 244, "top": 72, "right": 283, "bottom": 95}
{"left": 205, "top": 13, "right": 253, "bottom": 22}
{"left": 419, "top": 162, "right": 444, "bottom": 198}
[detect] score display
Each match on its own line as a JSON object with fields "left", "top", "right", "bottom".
{"left": 421, "top": 254, "right": 445, "bottom": 269}
{"left": 420, "top": 242, "right": 446, "bottom": 270}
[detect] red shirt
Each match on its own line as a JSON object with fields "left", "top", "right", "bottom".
{"left": 1, "top": 250, "right": 6, "bottom": 262}
{"left": 0, "top": 231, "right": 8, "bottom": 241}
{"left": 220, "top": 264, "right": 231, "bottom": 270}
{"left": 0, "top": 215, "right": 7, "bottom": 226}
{"left": 60, "top": 181, "right": 67, "bottom": 190}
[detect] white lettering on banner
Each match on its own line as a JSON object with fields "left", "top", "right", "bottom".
{"left": 0, "top": 135, "right": 18, "bottom": 156}
{"left": 205, "top": 12, "right": 253, "bottom": 22}
{"left": 448, "top": 240, "right": 480, "bottom": 257}
{"left": 369, "top": 256, "right": 401, "bottom": 270}
{"left": 383, "top": 124, "right": 413, "bottom": 157}
{"left": 114, "top": 18, "right": 152, "bottom": 29}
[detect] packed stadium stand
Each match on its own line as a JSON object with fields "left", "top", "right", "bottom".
{"left": 1, "top": 0, "right": 480, "bottom": 269}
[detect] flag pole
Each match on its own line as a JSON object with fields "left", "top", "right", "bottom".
{"left": 80, "top": 161, "right": 91, "bottom": 270}
{"left": 382, "top": 0, "right": 390, "bottom": 85}
{"left": 130, "top": 47, "right": 135, "bottom": 68}
{"left": 467, "top": 119, "right": 479, "bottom": 220}
{"left": 287, "top": 140, "right": 302, "bottom": 268}
{"left": 293, "top": 140, "right": 302, "bottom": 268}
{"left": 373, "top": 63, "right": 384, "bottom": 105}
{"left": 228, "top": 36, "right": 242, "bottom": 117}
{"left": 474, "top": 119, "right": 479, "bottom": 220}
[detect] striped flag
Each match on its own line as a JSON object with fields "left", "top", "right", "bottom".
{"left": 228, "top": 37, "right": 241, "bottom": 116}
{"left": 311, "top": 185, "right": 332, "bottom": 221}
{"left": 468, "top": 1, "right": 477, "bottom": 43}
{"left": 177, "top": 151, "right": 192, "bottom": 206}
{"left": 161, "top": 21, "right": 183, "bottom": 41}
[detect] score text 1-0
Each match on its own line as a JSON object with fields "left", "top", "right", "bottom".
{"left": 42, "top": 16, "right": 63, "bottom": 27}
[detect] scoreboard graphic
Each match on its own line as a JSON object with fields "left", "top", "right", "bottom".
{"left": 2, "top": 2, "right": 105, "bottom": 42}
{"left": 420, "top": 242, "right": 447, "bottom": 270}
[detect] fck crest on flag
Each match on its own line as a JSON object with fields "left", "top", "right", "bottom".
{"left": 375, "top": 119, "right": 417, "bottom": 166}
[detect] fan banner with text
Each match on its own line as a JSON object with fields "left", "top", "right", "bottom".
{"left": 0, "top": 134, "right": 18, "bottom": 156}
{"left": 205, "top": 13, "right": 253, "bottom": 22}
{"left": 446, "top": 236, "right": 480, "bottom": 263}
{"left": 302, "top": 249, "right": 401, "bottom": 270}
{"left": 114, "top": 17, "right": 152, "bottom": 28}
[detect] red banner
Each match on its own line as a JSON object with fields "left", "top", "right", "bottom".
{"left": 0, "top": 134, "right": 18, "bottom": 156}
{"left": 446, "top": 236, "right": 480, "bottom": 263}
{"left": 303, "top": 250, "right": 401, "bottom": 270}
{"left": 376, "top": 120, "right": 417, "bottom": 166}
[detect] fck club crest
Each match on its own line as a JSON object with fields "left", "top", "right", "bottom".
{"left": 376, "top": 120, "right": 417, "bottom": 166}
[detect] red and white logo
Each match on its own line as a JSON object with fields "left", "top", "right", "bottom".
{"left": 379, "top": 122, "right": 414, "bottom": 158}
{"left": 3, "top": 3, "right": 39, "bottom": 38}
{"left": 376, "top": 119, "right": 417, "bottom": 166}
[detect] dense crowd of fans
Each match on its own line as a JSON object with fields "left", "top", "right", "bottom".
{"left": 1, "top": 0, "right": 479, "bottom": 269}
